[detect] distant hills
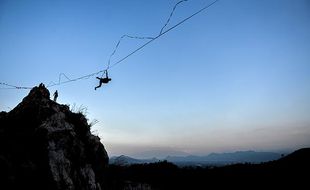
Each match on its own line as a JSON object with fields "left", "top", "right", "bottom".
{"left": 110, "top": 155, "right": 160, "bottom": 166}
{"left": 107, "top": 148, "right": 310, "bottom": 189}
{"left": 110, "top": 150, "right": 282, "bottom": 166}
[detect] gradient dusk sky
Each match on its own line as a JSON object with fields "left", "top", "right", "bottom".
{"left": 1, "top": 0, "right": 310, "bottom": 158}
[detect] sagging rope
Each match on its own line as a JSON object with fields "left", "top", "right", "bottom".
{"left": 0, "top": 0, "right": 219, "bottom": 90}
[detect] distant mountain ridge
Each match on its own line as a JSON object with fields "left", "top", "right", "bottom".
{"left": 107, "top": 148, "right": 310, "bottom": 189}
{"left": 110, "top": 150, "right": 282, "bottom": 166}
{"left": 166, "top": 150, "right": 282, "bottom": 164}
{"left": 110, "top": 155, "right": 160, "bottom": 165}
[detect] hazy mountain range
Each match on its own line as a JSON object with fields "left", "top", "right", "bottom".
{"left": 109, "top": 155, "right": 160, "bottom": 166}
{"left": 110, "top": 151, "right": 283, "bottom": 166}
{"left": 108, "top": 148, "right": 310, "bottom": 189}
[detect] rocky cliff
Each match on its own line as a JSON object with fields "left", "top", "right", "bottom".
{"left": 0, "top": 84, "right": 109, "bottom": 190}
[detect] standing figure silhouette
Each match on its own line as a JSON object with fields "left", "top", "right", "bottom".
{"left": 95, "top": 71, "right": 111, "bottom": 90}
{"left": 53, "top": 90, "right": 58, "bottom": 102}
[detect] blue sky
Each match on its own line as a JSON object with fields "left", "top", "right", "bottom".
{"left": 1, "top": 0, "right": 310, "bottom": 158}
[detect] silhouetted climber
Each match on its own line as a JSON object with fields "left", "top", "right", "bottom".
{"left": 95, "top": 71, "right": 111, "bottom": 90}
{"left": 53, "top": 90, "right": 58, "bottom": 102}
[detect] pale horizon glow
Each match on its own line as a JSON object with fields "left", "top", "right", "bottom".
{"left": 1, "top": 0, "right": 310, "bottom": 158}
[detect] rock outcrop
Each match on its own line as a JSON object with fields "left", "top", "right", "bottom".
{"left": 0, "top": 84, "right": 109, "bottom": 190}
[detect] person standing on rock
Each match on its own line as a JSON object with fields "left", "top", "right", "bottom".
{"left": 53, "top": 90, "right": 58, "bottom": 102}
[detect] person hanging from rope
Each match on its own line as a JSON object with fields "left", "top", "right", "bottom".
{"left": 53, "top": 90, "right": 58, "bottom": 102}
{"left": 95, "top": 70, "right": 111, "bottom": 90}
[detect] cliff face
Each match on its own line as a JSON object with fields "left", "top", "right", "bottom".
{"left": 0, "top": 84, "right": 109, "bottom": 190}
